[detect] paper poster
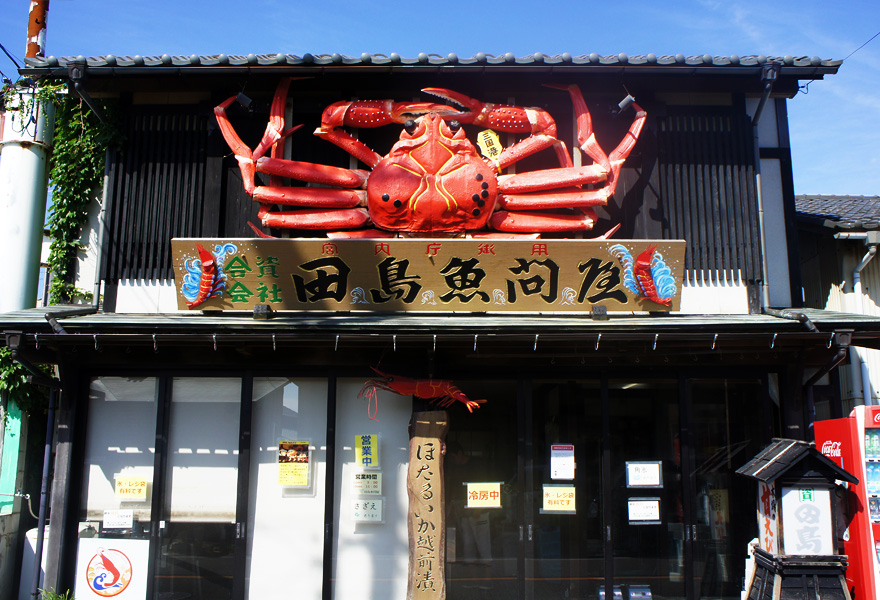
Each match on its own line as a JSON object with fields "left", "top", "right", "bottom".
{"left": 75, "top": 538, "right": 150, "bottom": 600}
{"left": 465, "top": 482, "right": 502, "bottom": 509}
{"left": 542, "top": 484, "right": 576, "bottom": 513}
{"left": 551, "top": 444, "right": 575, "bottom": 480}
{"left": 115, "top": 476, "right": 148, "bottom": 501}
{"left": 353, "top": 471, "right": 382, "bottom": 495}
{"left": 626, "top": 461, "right": 663, "bottom": 488}
{"left": 356, "top": 434, "right": 380, "bottom": 469}
{"left": 278, "top": 440, "right": 310, "bottom": 487}
{"left": 103, "top": 510, "right": 134, "bottom": 529}
{"left": 627, "top": 498, "right": 661, "bottom": 523}
{"left": 352, "top": 498, "right": 384, "bottom": 523}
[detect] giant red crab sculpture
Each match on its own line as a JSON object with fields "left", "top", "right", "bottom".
{"left": 214, "top": 78, "right": 646, "bottom": 238}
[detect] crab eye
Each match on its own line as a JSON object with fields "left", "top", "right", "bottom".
{"left": 448, "top": 120, "right": 461, "bottom": 132}
{"left": 404, "top": 119, "right": 417, "bottom": 135}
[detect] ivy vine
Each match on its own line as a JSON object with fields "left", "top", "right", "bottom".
{"left": 47, "top": 89, "right": 119, "bottom": 304}
{"left": 0, "top": 80, "right": 117, "bottom": 415}
{"left": 2, "top": 80, "right": 118, "bottom": 303}
{"left": 0, "top": 347, "right": 47, "bottom": 421}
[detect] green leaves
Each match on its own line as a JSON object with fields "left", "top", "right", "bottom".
{"left": 46, "top": 91, "right": 119, "bottom": 304}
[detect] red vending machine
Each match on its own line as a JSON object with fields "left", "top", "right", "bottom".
{"left": 815, "top": 405, "right": 880, "bottom": 600}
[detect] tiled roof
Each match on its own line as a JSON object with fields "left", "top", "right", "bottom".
{"left": 21, "top": 52, "right": 841, "bottom": 75}
{"left": 736, "top": 438, "right": 857, "bottom": 484}
{"left": 796, "top": 195, "right": 880, "bottom": 230}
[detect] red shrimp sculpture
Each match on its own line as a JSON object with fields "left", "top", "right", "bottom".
{"left": 359, "top": 368, "right": 486, "bottom": 420}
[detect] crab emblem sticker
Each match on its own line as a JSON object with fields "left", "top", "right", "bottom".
{"left": 85, "top": 548, "right": 133, "bottom": 597}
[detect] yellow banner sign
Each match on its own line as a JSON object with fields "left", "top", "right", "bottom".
{"left": 115, "top": 476, "right": 148, "bottom": 501}
{"left": 543, "top": 484, "right": 576, "bottom": 513}
{"left": 356, "top": 434, "right": 380, "bottom": 469}
{"left": 172, "top": 238, "right": 684, "bottom": 312}
{"left": 466, "top": 482, "right": 502, "bottom": 509}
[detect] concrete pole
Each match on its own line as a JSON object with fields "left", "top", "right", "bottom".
{"left": 0, "top": 0, "right": 53, "bottom": 312}
{"left": 0, "top": 89, "right": 54, "bottom": 312}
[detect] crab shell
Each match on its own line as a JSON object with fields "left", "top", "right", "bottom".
{"left": 365, "top": 114, "right": 499, "bottom": 233}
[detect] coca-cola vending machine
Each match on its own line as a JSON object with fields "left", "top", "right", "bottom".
{"left": 815, "top": 405, "right": 880, "bottom": 599}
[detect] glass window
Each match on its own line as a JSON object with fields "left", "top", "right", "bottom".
{"left": 247, "top": 378, "right": 328, "bottom": 600}
{"left": 332, "top": 379, "right": 412, "bottom": 600}
{"left": 75, "top": 377, "right": 157, "bottom": 600}
{"left": 152, "top": 377, "right": 241, "bottom": 600}
{"left": 80, "top": 377, "right": 158, "bottom": 534}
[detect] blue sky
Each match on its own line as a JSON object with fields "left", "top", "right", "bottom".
{"left": 1, "top": 0, "right": 878, "bottom": 196}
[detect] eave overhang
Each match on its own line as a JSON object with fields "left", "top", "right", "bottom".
{"left": 1, "top": 307, "right": 877, "bottom": 372}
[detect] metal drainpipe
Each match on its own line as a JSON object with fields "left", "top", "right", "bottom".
{"left": 841, "top": 232, "right": 879, "bottom": 404}
{"left": 753, "top": 62, "right": 780, "bottom": 310}
{"left": 30, "top": 388, "right": 56, "bottom": 600}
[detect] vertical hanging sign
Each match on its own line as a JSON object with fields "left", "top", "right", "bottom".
{"left": 407, "top": 411, "right": 448, "bottom": 600}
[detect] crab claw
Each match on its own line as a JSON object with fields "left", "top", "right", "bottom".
{"left": 387, "top": 101, "right": 459, "bottom": 122}
{"left": 421, "top": 88, "right": 485, "bottom": 123}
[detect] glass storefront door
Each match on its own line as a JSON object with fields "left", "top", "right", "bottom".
{"left": 444, "top": 379, "right": 520, "bottom": 599}
{"left": 522, "top": 376, "right": 767, "bottom": 600}
{"left": 528, "top": 380, "right": 604, "bottom": 599}
{"left": 608, "top": 379, "right": 685, "bottom": 600}
{"left": 687, "top": 379, "right": 768, "bottom": 600}
{"left": 77, "top": 372, "right": 771, "bottom": 600}
{"left": 151, "top": 377, "right": 243, "bottom": 600}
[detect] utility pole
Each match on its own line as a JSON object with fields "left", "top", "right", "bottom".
{"left": 0, "top": 0, "right": 54, "bottom": 312}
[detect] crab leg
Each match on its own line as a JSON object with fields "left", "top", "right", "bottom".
{"left": 551, "top": 84, "right": 647, "bottom": 191}
{"left": 262, "top": 207, "right": 371, "bottom": 229}
{"left": 497, "top": 164, "right": 607, "bottom": 193}
{"left": 214, "top": 78, "right": 304, "bottom": 194}
{"left": 489, "top": 208, "right": 599, "bottom": 233}
{"left": 423, "top": 87, "right": 572, "bottom": 169}
{"left": 499, "top": 187, "right": 613, "bottom": 210}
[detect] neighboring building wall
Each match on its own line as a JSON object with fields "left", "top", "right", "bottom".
{"left": 800, "top": 230, "right": 880, "bottom": 411}
{"left": 0, "top": 401, "right": 26, "bottom": 600}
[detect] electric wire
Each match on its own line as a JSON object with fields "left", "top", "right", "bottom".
{"left": 0, "top": 41, "right": 22, "bottom": 70}
{"left": 843, "top": 29, "right": 880, "bottom": 62}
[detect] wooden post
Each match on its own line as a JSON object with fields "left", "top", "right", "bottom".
{"left": 407, "top": 411, "right": 449, "bottom": 600}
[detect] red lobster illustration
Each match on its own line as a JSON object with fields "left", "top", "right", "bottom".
{"left": 186, "top": 244, "right": 219, "bottom": 309}
{"left": 633, "top": 245, "right": 671, "bottom": 306}
{"left": 359, "top": 368, "right": 486, "bottom": 420}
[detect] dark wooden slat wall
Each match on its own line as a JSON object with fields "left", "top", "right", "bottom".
{"left": 102, "top": 101, "right": 763, "bottom": 284}
{"left": 656, "top": 106, "right": 761, "bottom": 284}
{"left": 102, "top": 106, "right": 211, "bottom": 281}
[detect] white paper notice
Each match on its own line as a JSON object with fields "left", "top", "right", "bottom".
{"left": 551, "top": 444, "right": 575, "bottom": 480}
{"left": 103, "top": 509, "right": 134, "bottom": 529}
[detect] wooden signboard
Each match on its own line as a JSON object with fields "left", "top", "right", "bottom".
{"left": 407, "top": 411, "right": 449, "bottom": 600}
{"left": 172, "top": 238, "right": 685, "bottom": 312}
